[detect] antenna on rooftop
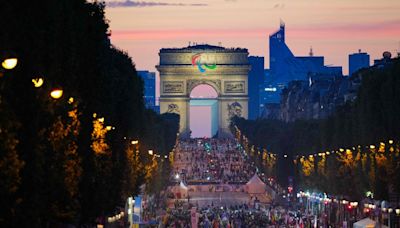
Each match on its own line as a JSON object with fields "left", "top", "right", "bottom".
{"left": 309, "top": 46, "right": 314, "bottom": 57}
{"left": 280, "top": 18, "right": 285, "bottom": 28}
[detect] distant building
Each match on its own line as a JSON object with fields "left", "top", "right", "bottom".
{"left": 137, "top": 70, "right": 156, "bottom": 110}
{"left": 248, "top": 56, "right": 264, "bottom": 119}
{"left": 267, "top": 22, "right": 342, "bottom": 105}
{"left": 349, "top": 50, "right": 370, "bottom": 76}
{"left": 374, "top": 51, "right": 393, "bottom": 68}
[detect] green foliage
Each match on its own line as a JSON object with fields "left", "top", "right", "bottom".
{"left": 233, "top": 59, "right": 400, "bottom": 198}
{"left": 0, "top": 0, "right": 179, "bottom": 226}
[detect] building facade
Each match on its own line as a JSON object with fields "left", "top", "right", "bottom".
{"left": 349, "top": 50, "right": 370, "bottom": 76}
{"left": 157, "top": 44, "right": 250, "bottom": 138}
{"left": 248, "top": 56, "right": 264, "bottom": 120}
{"left": 137, "top": 70, "right": 156, "bottom": 110}
{"left": 266, "top": 22, "right": 342, "bottom": 105}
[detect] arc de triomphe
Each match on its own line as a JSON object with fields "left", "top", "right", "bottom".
{"left": 156, "top": 44, "right": 250, "bottom": 138}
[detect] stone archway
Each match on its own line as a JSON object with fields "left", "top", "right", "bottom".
{"left": 189, "top": 84, "right": 219, "bottom": 138}
{"left": 157, "top": 44, "right": 250, "bottom": 138}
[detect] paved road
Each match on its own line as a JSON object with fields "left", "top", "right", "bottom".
{"left": 187, "top": 191, "right": 250, "bottom": 207}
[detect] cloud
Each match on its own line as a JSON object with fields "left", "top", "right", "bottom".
{"left": 106, "top": 0, "right": 207, "bottom": 8}
{"left": 272, "top": 3, "right": 285, "bottom": 10}
{"left": 109, "top": 19, "right": 400, "bottom": 42}
{"left": 337, "top": 6, "right": 400, "bottom": 11}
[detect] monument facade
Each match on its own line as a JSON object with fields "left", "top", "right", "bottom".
{"left": 157, "top": 44, "right": 250, "bottom": 138}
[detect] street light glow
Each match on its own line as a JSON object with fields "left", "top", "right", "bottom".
{"left": 148, "top": 150, "right": 153, "bottom": 155}
{"left": 32, "top": 78, "right": 44, "bottom": 88}
{"left": 131, "top": 140, "right": 138, "bottom": 145}
{"left": 50, "top": 89, "right": 63, "bottom": 99}
{"left": 2, "top": 58, "right": 18, "bottom": 70}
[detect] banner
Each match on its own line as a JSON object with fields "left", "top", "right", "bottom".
{"left": 191, "top": 207, "right": 198, "bottom": 228}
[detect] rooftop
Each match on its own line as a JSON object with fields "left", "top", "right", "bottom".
{"left": 160, "top": 44, "right": 248, "bottom": 53}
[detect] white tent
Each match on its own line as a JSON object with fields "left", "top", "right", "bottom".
{"left": 353, "top": 218, "right": 388, "bottom": 228}
{"left": 171, "top": 181, "right": 188, "bottom": 199}
{"left": 246, "top": 174, "right": 266, "bottom": 194}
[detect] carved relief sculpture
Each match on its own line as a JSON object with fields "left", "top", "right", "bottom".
{"left": 163, "top": 81, "right": 184, "bottom": 93}
{"left": 225, "top": 81, "right": 245, "bottom": 93}
{"left": 227, "top": 102, "right": 242, "bottom": 119}
{"left": 167, "top": 104, "right": 180, "bottom": 114}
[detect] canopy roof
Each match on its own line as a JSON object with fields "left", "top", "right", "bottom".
{"left": 246, "top": 174, "right": 266, "bottom": 194}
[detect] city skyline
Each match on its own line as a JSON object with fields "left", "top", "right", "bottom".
{"left": 105, "top": 0, "right": 400, "bottom": 76}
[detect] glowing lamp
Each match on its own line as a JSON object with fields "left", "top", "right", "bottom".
{"left": 50, "top": 89, "right": 63, "bottom": 99}
{"left": 68, "top": 97, "right": 74, "bottom": 104}
{"left": 148, "top": 150, "right": 153, "bottom": 155}
{"left": 106, "top": 126, "right": 112, "bottom": 131}
{"left": 98, "top": 117, "right": 104, "bottom": 123}
{"left": 32, "top": 78, "right": 44, "bottom": 88}
{"left": 370, "top": 145, "right": 376, "bottom": 149}
{"left": 131, "top": 140, "right": 138, "bottom": 145}
{"left": 2, "top": 58, "right": 18, "bottom": 70}
{"left": 396, "top": 209, "right": 400, "bottom": 215}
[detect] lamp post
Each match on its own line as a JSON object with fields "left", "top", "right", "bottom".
{"left": 387, "top": 208, "right": 393, "bottom": 228}
{"left": 131, "top": 140, "right": 139, "bottom": 153}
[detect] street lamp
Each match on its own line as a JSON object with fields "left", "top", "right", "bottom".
{"left": 1, "top": 58, "right": 18, "bottom": 70}
{"left": 148, "top": 150, "right": 153, "bottom": 156}
{"left": 131, "top": 140, "right": 139, "bottom": 145}
{"left": 32, "top": 78, "right": 44, "bottom": 88}
{"left": 50, "top": 89, "right": 63, "bottom": 99}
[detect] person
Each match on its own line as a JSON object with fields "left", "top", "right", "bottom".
{"left": 212, "top": 217, "right": 219, "bottom": 228}
{"left": 203, "top": 216, "right": 211, "bottom": 228}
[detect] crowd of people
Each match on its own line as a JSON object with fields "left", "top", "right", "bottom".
{"left": 161, "top": 204, "right": 312, "bottom": 228}
{"left": 173, "top": 139, "right": 256, "bottom": 183}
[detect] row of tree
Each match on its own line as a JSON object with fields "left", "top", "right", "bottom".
{"left": 0, "top": 1, "right": 179, "bottom": 226}
{"left": 296, "top": 141, "right": 400, "bottom": 201}
{"left": 232, "top": 58, "right": 400, "bottom": 198}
